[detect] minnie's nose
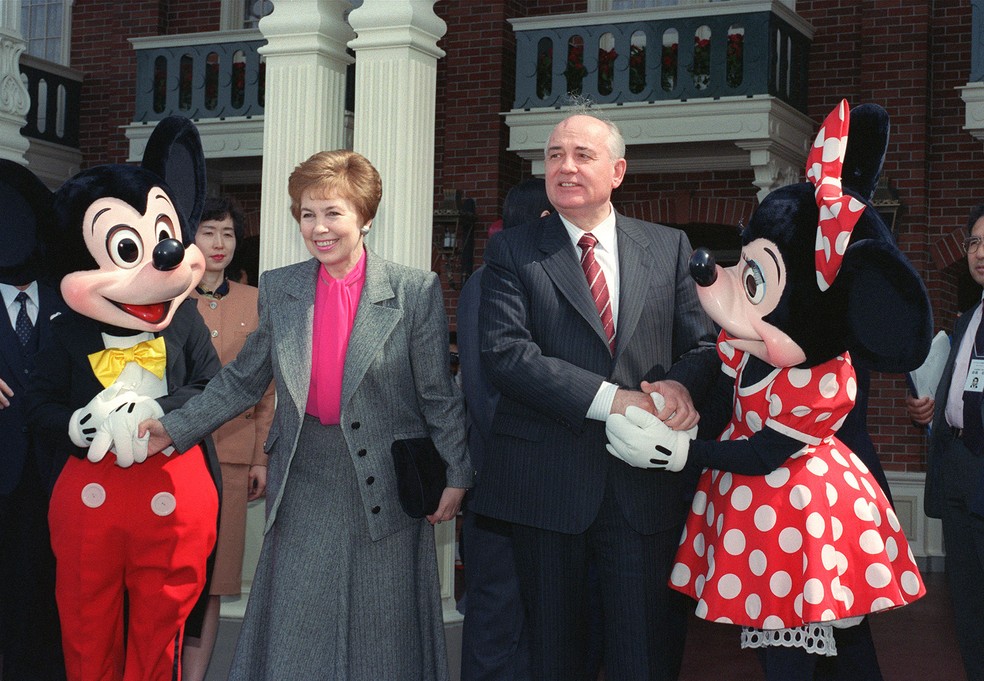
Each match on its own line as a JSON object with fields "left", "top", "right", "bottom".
{"left": 152, "top": 239, "right": 185, "bottom": 271}
{"left": 689, "top": 248, "right": 718, "bottom": 287}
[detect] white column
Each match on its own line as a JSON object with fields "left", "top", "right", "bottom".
{"left": 348, "top": 0, "right": 445, "bottom": 271}
{"left": 349, "top": 0, "right": 458, "bottom": 620}
{"left": 0, "top": 1, "right": 30, "bottom": 164}
{"left": 256, "top": 0, "right": 353, "bottom": 273}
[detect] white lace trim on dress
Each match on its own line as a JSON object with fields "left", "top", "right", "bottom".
{"left": 740, "top": 623, "right": 838, "bottom": 657}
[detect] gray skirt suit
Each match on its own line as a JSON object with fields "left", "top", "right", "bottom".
{"left": 162, "top": 250, "right": 472, "bottom": 680}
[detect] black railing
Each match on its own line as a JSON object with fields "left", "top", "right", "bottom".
{"left": 20, "top": 55, "right": 82, "bottom": 148}
{"left": 513, "top": 5, "right": 810, "bottom": 112}
{"left": 132, "top": 33, "right": 266, "bottom": 122}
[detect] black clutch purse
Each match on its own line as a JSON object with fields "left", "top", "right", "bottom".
{"left": 390, "top": 437, "right": 448, "bottom": 518}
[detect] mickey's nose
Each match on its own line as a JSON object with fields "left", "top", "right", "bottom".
{"left": 689, "top": 247, "right": 718, "bottom": 287}
{"left": 153, "top": 239, "right": 185, "bottom": 271}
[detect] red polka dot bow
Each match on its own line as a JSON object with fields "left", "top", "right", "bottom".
{"left": 805, "top": 99, "right": 866, "bottom": 292}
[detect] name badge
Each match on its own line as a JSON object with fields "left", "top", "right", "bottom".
{"left": 966, "top": 359, "right": 984, "bottom": 393}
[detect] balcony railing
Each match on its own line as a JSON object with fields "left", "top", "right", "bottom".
{"left": 130, "top": 30, "right": 266, "bottom": 123}
{"left": 512, "top": 1, "right": 810, "bottom": 112}
{"left": 20, "top": 54, "right": 82, "bottom": 149}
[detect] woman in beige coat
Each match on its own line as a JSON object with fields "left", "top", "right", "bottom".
{"left": 182, "top": 197, "right": 275, "bottom": 681}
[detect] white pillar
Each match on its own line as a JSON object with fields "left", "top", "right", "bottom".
{"left": 348, "top": 0, "right": 458, "bottom": 620}
{"left": 348, "top": 0, "right": 445, "bottom": 271}
{"left": 256, "top": 0, "right": 354, "bottom": 273}
{"left": 0, "top": 1, "right": 30, "bottom": 164}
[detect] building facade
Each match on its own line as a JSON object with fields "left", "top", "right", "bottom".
{"left": 5, "top": 0, "right": 984, "bottom": 638}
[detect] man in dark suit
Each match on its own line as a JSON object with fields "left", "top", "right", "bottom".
{"left": 475, "top": 112, "right": 716, "bottom": 681}
{"left": 0, "top": 182, "right": 67, "bottom": 680}
{"left": 906, "top": 204, "right": 984, "bottom": 681}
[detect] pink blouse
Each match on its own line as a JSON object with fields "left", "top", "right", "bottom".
{"left": 305, "top": 250, "right": 366, "bottom": 424}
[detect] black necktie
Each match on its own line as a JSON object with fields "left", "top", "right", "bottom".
{"left": 14, "top": 291, "right": 32, "bottom": 347}
{"left": 961, "top": 305, "right": 984, "bottom": 453}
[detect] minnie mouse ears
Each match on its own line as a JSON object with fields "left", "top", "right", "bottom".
{"left": 806, "top": 100, "right": 867, "bottom": 292}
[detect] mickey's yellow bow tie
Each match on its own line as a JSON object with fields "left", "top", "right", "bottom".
{"left": 87, "top": 337, "right": 167, "bottom": 388}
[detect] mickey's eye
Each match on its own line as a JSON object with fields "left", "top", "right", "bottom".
{"left": 106, "top": 225, "right": 144, "bottom": 269}
{"left": 155, "top": 215, "right": 175, "bottom": 242}
{"left": 741, "top": 258, "right": 766, "bottom": 304}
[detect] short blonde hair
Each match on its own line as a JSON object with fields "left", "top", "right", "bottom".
{"left": 287, "top": 150, "right": 383, "bottom": 224}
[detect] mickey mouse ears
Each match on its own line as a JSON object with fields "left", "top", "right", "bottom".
{"left": 806, "top": 99, "right": 867, "bottom": 291}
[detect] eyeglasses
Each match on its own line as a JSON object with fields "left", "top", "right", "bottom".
{"left": 966, "top": 237, "right": 984, "bottom": 254}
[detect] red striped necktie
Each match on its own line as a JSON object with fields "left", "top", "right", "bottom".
{"left": 578, "top": 233, "right": 615, "bottom": 355}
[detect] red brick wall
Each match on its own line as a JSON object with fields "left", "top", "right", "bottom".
{"left": 435, "top": 1, "right": 530, "bottom": 328}
{"left": 70, "top": 2, "right": 223, "bottom": 169}
{"left": 166, "top": 1, "right": 222, "bottom": 35}
{"left": 71, "top": 2, "right": 166, "bottom": 167}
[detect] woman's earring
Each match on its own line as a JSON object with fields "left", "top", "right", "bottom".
{"left": 360, "top": 225, "right": 370, "bottom": 236}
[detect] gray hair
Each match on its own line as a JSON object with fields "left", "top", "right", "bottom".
{"left": 545, "top": 98, "right": 626, "bottom": 162}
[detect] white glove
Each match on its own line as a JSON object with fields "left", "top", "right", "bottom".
{"left": 88, "top": 396, "right": 165, "bottom": 468}
{"left": 68, "top": 383, "right": 137, "bottom": 448}
{"left": 606, "top": 405, "right": 695, "bottom": 472}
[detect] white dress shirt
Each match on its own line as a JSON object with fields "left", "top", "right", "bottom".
{"left": 0, "top": 281, "right": 39, "bottom": 330}
{"left": 946, "top": 299, "right": 984, "bottom": 429}
{"left": 558, "top": 206, "right": 623, "bottom": 421}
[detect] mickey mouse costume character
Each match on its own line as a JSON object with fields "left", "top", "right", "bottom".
{"left": 25, "top": 116, "right": 221, "bottom": 681}
{"left": 606, "top": 101, "right": 932, "bottom": 680}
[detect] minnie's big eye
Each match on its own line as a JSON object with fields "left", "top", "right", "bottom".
{"left": 106, "top": 225, "right": 144, "bottom": 269}
{"left": 741, "top": 259, "right": 766, "bottom": 304}
{"left": 156, "top": 215, "right": 175, "bottom": 242}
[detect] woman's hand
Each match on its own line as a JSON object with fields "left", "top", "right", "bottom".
{"left": 0, "top": 377, "right": 12, "bottom": 409}
{"left": 137, "top": 418, "right": 174, "bottom": 455}
{"left": 426, "top": 487, "right": 466, "bottom": 525}
{"left": 248, "top": 464, "right": 267, "bottom": 501}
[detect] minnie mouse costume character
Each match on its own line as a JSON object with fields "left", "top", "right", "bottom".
{"left": 24, "top": 116, "right": 220, "bottom": 681}
{"left": 606, "top": 101, "right": 932, "bottom": 680}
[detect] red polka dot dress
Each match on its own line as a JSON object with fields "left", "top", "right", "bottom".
{"left": 669, "top": 335, "right": 925, "bottom": 631}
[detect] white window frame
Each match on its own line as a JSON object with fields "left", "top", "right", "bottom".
{"left": 220, "top": 0, "right": 275, "bottom": 31}
{"left": 20, "top": 0, "right": 72, "bottom": 66}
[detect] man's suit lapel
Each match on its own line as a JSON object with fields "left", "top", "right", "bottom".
{"left": 0, "top": 305, "right": 25, "bottom": 386}
{"left": 538, "top": 214, "right": 610, "bottom": 348}
{"left": 36, "top": 284, "right": 62, "bottom": 347}
{"left": 342, "top": 250, "right": 400, "bottom": 409}
{"left": 613, "top": 216, "right": 654, "bottom": 360}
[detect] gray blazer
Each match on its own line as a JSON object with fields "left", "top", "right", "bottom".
{"left": 163, "top": 249, "right": 472, "bottom": 541}
{"left": 474, "top": 211, "right": 717, "bottom": 535}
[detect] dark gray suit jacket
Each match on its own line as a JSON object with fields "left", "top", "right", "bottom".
{"left": 0, "top": 283, "right": 64, "bottom": 494}
{"left": 926, "top": 305, "right": 984, "bottom": 518}
{"left": 163, "top": 250, "right": 472, "bottom": 542}
{"left": 473, "top": 211, "right": 717, "bottom": 535}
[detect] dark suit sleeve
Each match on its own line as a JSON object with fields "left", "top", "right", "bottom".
{"left": 25, "top": 316, "right": 77, "bottom": 450}
{"left": 456, "top": 269, "right": 498, "bottom": 455}
{"left": 479, "top": 232, "right": 606, "bottom": 428}
{"left": 663, "top": 230, "right": 719, "bottom": 400}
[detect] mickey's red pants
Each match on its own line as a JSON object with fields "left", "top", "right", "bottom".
{"left": 49, "top": 447, "right": 218, "bottom": 681}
